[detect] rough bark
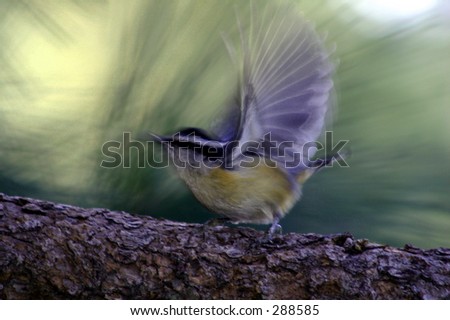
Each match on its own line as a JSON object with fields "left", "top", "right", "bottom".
{"left": 0, "top": 193, "right": 449, "bottom": 299}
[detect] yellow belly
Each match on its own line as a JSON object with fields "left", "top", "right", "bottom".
{"left": 178, "top": 163, "right": 300, "bottom": 224}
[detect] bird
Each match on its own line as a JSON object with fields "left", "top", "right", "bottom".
{"left": 151, "top": 3, "right": 338, "bottom": 237}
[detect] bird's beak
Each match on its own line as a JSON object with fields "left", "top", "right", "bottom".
{"left": 148, "top": 132, "right": 172, "bottom": 143}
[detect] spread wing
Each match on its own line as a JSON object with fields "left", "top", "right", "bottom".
{"left": 218, "top": 4, "right": 334, "bottom": 173}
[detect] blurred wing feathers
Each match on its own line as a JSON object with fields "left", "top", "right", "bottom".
{"left": 232, "top": 5, "right": 334, "bottom": 169}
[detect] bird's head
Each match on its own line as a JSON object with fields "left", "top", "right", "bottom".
{"left": 150, "top": 127, "right": 226, "bottom": 170}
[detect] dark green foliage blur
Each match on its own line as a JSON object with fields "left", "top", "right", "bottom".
{"left": 1, "top": 0, "right": 449, "bottom": 248}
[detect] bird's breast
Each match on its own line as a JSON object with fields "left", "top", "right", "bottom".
{"left": 178, "top": 161, "right": 300, "bottom": 224}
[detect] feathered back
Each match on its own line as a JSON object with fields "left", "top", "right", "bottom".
{"left": 219, "top": 3, "right": 334, "bottom": 174}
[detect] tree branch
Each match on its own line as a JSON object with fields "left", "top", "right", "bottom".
{"left": 0, "top": 193, "right": 449, "bottom": 299}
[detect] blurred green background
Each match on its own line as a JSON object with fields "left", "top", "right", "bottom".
{"left": 1, "top": 0, "right": 449, "bottom": 248}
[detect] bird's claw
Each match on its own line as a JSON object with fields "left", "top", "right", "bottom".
{"left": 267, "top": 222, "right": 282, "bottom": 240}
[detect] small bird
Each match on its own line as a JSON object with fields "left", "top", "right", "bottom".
{"left": 152, "top": 4, "right": 338, "bottom": 236}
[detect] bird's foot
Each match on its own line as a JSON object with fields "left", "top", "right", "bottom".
{"left": 204, "top": 217, "right": 231, "bottom": 227}
{"left": 267, "top": 217, "right": 282, "bottom": 240}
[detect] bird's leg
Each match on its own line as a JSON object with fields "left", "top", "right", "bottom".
{"left": 267, "top": 214, "right": 282, "bottom": 239}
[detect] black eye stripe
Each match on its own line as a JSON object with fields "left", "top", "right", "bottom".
{"left": 177, "top": 127, "right": 216, "bottom": 141}
{"left": 170, "top": 140, "right": 225, "bottom": 158}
